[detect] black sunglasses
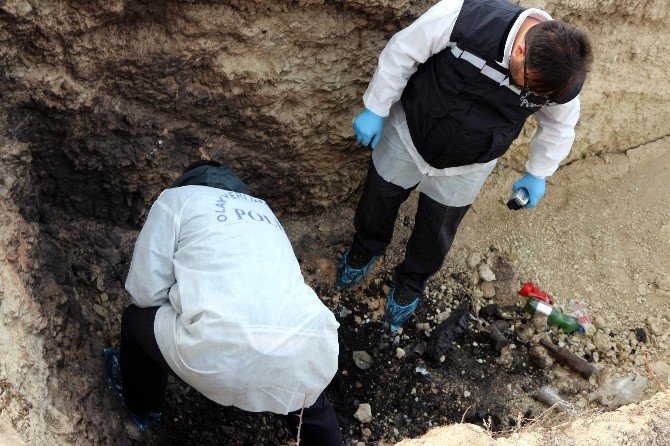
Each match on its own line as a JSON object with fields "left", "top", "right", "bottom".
{"left": 522, "top": 57, "right": 551, "bottom": 106}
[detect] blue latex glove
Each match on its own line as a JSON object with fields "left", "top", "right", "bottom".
{"left": 353, "top": 108, "right": 384, "bottom": 149}
{"left": 512, "top": 173, "right": 546, "bottom": 208}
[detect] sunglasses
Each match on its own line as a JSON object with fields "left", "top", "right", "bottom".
{"left": 522, "top": 57, "right": 551, "bottom": 106}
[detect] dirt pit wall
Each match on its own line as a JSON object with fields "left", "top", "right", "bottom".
{"left": 1, "top": 0, "right": 669, "bottom": 220}
{"left": 1, "top": 0, "right": 670, "bottom": 445}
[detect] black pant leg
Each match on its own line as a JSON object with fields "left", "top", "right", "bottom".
{"left": 120, "top": 304, "right": 171, "bottom": 413}
{"left": 284, "top": 393, "right": 342, "bottom": 446}
{"left": 395, "top": 192, "right": 470, "bottom": 296}
{"left": 352, "top": 161, "right": 415, "bottom": 257}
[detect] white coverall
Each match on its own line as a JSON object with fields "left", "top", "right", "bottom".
{"left": 125, "top": 185, "right": 340, "bottom": 414}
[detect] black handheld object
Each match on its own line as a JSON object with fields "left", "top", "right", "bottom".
{"left": 507, "top": 187, "right": 529, "bottom": 210}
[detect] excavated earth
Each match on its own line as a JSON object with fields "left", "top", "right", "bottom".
{"left": 0, "top": 0, "right": 669, "bottom": 445}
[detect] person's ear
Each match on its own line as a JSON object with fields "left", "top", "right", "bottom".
{"left": 513, "top": 42, "right": 526, "bottom": 59}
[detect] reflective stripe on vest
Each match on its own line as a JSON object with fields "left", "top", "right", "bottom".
{"left": 450, "top": 44, "right": 521, "bottom": 94}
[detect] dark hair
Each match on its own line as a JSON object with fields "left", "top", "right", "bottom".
{"left": 524, "top": 21, "right": 593, "bottom": 103}
{"left": 183, "top": 159, "right": 221, "bottom": 175}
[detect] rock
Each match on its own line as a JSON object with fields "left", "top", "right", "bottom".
{"left": 354, "top": 403, "right": 373, "bottom": 423}
{"left": 416, "top": 322, "right": 431, "bottom": 332}
{"left": 480, "top": 281, "right": 496, "bottom": 298}
{"left": 495, "top": 345, "right": 515, "bottom": 368}
{"left": 531, "top": 313, "right": 548, "bottom": 331}
{"left": 382, "top": 285, "right": 391, "bottom": 295}
{"left": 593, "top": 332, "right": 613, "bottom": 352}
{"left": 361, "top": 427, "right": 372, "bottom": 437}
{"left": 435, "top": 310, "right": 451, "bottom": 324}
{"left": 463, "top": 390, "right": 471, "bottom": 398}
{"left": 656, "top": 274, "right": 670, "bottom": 292}
{"left": 92, "top": 304, "right": 107, "bottom": 317}
{"left": 353, "top": 351, "right": 374, "bottom": 370}
{"left": 529, "top": 345, "right": 554, "bottom": 369}
{"left": 367, "top": 299, "right": 381, "bottom": 311}
{"left": 414, "top": 362, "right": 433, "bottom": 381}
{"left": 594, "top": 316, "right": 607, "bottom": 329}
{"left": 651, "top": 361, "right": 670, "bottom": 381}
{"left": 637, "top": 283, "right": 648, "bottom": 296}
{"left": 648, "top": 321, "right": 662, "bottom": 336}
{"left": 478, "top": 264, "right": 496, "bottom": 282}
{"left": 395, "top": 348, "right": 406, "bottom": 359}
{"left": 466, "top": 252, "right": 483, "bottom": 269}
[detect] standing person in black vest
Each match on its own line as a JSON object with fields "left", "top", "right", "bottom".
{"left": 336, "top": 0, "right": 593, "bottom": 331}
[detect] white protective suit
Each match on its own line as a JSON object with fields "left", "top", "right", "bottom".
{"left": 125, "top": 185, "right": 340, "bottom": 414}
{"left": 362, "top": 0, "right": 581, "bottom": 206}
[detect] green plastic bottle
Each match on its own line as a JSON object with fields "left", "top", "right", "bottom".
{"left": 524, "top": 298, "right": 583, "bottom": 334}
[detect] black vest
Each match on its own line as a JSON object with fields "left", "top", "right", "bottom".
{"left": 400, "top": 0, "right": 554, "bottom": 169}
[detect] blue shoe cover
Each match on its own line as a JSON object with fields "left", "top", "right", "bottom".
{"left": 385, "top": 286, "right": 419, "bottom": 332}
{"left": 104, "top": 347, "right": 162, "bottom": 433}
{"left": 335, "top": 249, "right": 378, "bottom": 290}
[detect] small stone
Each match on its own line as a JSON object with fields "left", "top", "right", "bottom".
{"left": 435, "top": 311, "right": 451, "bottom": 324}
{"left": 594, "top": 316, "right": 607, "bottom": 329}
{"left": 463, "top": 390, "right": 471, "bottom": 398}
{"left": 95, "top": 275, "right": 106, "bottom": 292}
{"left": 353, "top": 351, "right": 374, "bottom": 370}
{"left": 649, "top": 322, "right": 662, "bottom": 336}
{"left": 637, "top": 283, "right": 648, "bottom": 296}
{"left": 656, "top": 274, "right": 670, "bottom": 292}
{"left": 393, "top": 428, "right": 400, "bottom": 436}
{"left": 415, "top": 322, "right": 431, "bottom": 332}
{"left": 92, "top": 304, "right": 107, "bottom": 317}
{"left": 529, "top": 345, "right": 554, "bottom": 369}
{"left": 466, "top": 252, "right": 483, "bottom": 269}
{"left": 478, "top": 264, "right": 496, "bottom": 282}
{"left": 382, "top": 285, "right": 391, "bottom": 295}
{"left": 395, "top": 348, "right": 406, "bottom": 359}
{"left": 361, "top": 428, "right": 372, "bottom": 437}
{"left": 480, "top": 281, "right": 496, "bottom": 298}
{"left": 593, "top": 332, "right": 612, "bottom": 352}
{"left": 531, "top": 313, "right": 548, "bottom": 331}
{"left": 354, "top": 403, "right": 373, "bottom": 423}
{"left": 651, "top": 361, "right": 670, "bottom": 380}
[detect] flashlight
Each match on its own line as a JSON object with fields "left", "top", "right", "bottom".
{"left": 507, "top": 187, "right": 529, "bottom": 210}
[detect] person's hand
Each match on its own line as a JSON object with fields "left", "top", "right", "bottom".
{"left": 353, "top": 108, "right": 384, "bottom": 149}
{"left": 512, "top": 173, "right": 546, "bottom": 208}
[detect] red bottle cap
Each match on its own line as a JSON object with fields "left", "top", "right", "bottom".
{"left": 518, "top": 282, "right": 554, "bottom": 305}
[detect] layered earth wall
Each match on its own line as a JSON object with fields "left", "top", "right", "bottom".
{"left": 0, "top": 0, "right": 669, "bottom": 444}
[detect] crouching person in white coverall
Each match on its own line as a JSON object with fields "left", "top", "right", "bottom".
{"left": 104, "top": 160, "right": 342, "bottom": 445}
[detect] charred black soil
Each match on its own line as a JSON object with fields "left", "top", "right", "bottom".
{"left": 36, "top": 199, "right": 552, "bottom": 446}
{"left": 148, "top": 272, "right": 549, "bottom": 445}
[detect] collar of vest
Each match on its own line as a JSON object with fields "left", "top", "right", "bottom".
{"left": 451, "top": 0, "right": 525, "bottom": 64}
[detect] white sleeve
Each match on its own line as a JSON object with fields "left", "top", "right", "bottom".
{"left": 363, "top": 0, "right": 463, "bottom": 117}
{"left": 125, "top": 197, "right": 179, "bottom": 308}
{"left": 526, "top": 96, "right": 581, "bottom": 179}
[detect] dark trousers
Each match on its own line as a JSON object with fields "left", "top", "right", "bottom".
{"left": 352, "top": 161, "right": 470, "bottom": 296}
{"left": 119, "top": 304, "right": 342, "bottom": 445}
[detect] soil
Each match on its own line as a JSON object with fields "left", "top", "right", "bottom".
{"left": 89, "top": 136, "right": 668, "bottom": 445}
{"left": 1, "top": 1, "right": 670, "bottom": 444}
